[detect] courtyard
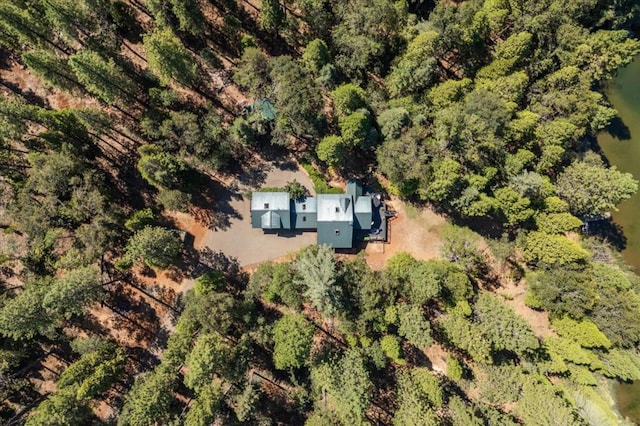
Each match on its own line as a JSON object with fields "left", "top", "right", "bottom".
{"left": 199, "top": 159, "right": 317, "bottom": 266}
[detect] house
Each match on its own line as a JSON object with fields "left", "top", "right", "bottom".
{"left": 250, "top": 192, "right": 291, "bottom": 230}
{"left": 250, "top": 179, "right": 382, "bottom": 249}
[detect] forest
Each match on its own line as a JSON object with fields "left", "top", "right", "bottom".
{"left": 1, "top": 0, "right": 640, "bottom": 424}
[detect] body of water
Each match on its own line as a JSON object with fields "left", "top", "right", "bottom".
{"left": 597, "top": 56, "right": 640, "bottom": 424}
{"left": 597, "top": 57, "right": 640, "bottom": 271}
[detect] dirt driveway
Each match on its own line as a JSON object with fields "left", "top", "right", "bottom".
{"left": 199, "top": 158, "right": 317, "bottom": 266}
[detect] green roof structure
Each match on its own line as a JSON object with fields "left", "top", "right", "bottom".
{"left": 250, "top": 180, "right": 385, "bottom": 249}
{"left": 247, "top": 99, "right": 276, "bottom": 121}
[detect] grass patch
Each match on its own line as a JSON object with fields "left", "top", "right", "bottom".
{"left": 405, "top": 203, "right": 420, "bottom": 220}
{"left": 301, "top": 162, "right": 343, "bottom": 194}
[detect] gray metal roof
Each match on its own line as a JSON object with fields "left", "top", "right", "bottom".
{"left": 347, "top": 179, "right": 362, "bottom": 198}
{"left": 355, "top": 195, "right": 372, "bottom": 213}
{"left": 251, "top": 192, "right": 290, "bottom": 211}
{"left": 317, "top": 194, "right": 353, "bottom": 222}
{"left": 261, "top": 211, "right": 281, "bottom": 229}
{"left": 293, "top": 197, "right": 317, "bottom": 213}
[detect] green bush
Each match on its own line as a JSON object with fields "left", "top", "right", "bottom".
{"left": 301, "top": 162, "right": 343, "bottom": 194}
{"left": 124, "top": 208, "right": 155, "bottom": 232}
{"left": 381, "top": 335, "right": 405, "bottom": 365}
{"left": 446, "top": 356, "right": 463, "bottom": 381}
{"left": 194, "top": 271, "right": 225, "bottom": 295}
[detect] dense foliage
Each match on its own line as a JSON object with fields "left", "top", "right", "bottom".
{"left": 0, "top": 0, "right": 640, "bottom": 424}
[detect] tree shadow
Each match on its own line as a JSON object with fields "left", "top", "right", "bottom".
{"left": 606, "top": 116, "right": 632, "bottom": 141}
{"left": 182, "top": 170, "right": 243, "bottom": 230}
{"left": 403, "top": 343, "right": 433, "bottom": 369}
{"left": 0, "top": 47, "right": 13, "bottom": 70}
{"left": 274, "top": 158, "right": 299, "bottom": 171}
{"left": 445, "top": 208, "right": 507, "bottom": 239}
{"left": 230, "top": 151, "right": 271, "bottom": 188}
{"left": 186, "top": 247, "right": 247, "bottom": 292}
{"left": 584, "top": 218, "right": 627, "bottom": 251}
{"left": 0, "top": 78, "right": 48, "bottom": 109}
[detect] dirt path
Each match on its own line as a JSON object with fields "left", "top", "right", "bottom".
{"left": 496, "top": 279, "right": 554, "bottom": 339}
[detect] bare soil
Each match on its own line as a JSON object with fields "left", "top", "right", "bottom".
{"left": 365, "top": 199, "right": 447, "bottom": 270}
{"left": 496, "top": 279, "right": 554, "bottom": 339}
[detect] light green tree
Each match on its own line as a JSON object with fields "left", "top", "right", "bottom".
{"left": 42, "top": 266, "right": 103, "bottom": 320}
{"left": 397, "top": 304, "right": 432, "bottom": 348}
{"left": 260, "top": 0, "right": 284, "bottom": 31}
{"left": 523, "top": 231, "right": 590, "bottom": 266}
{"left": 143, "top": 28, "right": 198, "bottom": 86}
{"left": 556, "top": 155, "right": 638, "bottom": 216}
{"left": 22, "top": 49, "right": 80, "bottom": 91}
{"left": 474, "top": 292, "right": 540, "bottom": 357}
{"left": 386, "top": 30, "right": 439, "bottom": 97}
{"left": 68, "top": 50, "right": 136, "bottom": 105}
{"left": 302, "top": 39, "right": 330, "bottom": 74}
{"left": 183, "top": 382, "right": 223, "bottom": 425}
{"left": 331, "top": 84, "right": 367, "bottom": 117}
{"left": 117, "top": 370, "right": 176, "bottom": 426}
{"left": 311, "top": 349, "right": 372, "bottom": 424}
{"left": 294, "top": 245, "right": 342, "bottom": 318}
{"left": 272, "top": 313, "right": 314, "bottom": 370}
{"left": 393, "top": 367, "right": 441, "bottom": 426}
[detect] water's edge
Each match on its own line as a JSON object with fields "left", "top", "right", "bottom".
{"left": 597, "top": 55, "right": 640, "bottom": 423}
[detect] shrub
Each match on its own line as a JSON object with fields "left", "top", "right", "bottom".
{"left": 284, "top": 179, "right": 308, "bottom": 200}
{"left": 194, "top": 271, "right": 225, "bottom": 295}
{"left": 380, "top": 335, "right": 404, "bottom": 365}
{"left": 157, "top": 189, "right": 191, "bottom": 212}
{"left": 125, "top": 208, "right": 155, "bottom": 232}
{"left": 301, "top": 162, "right": 343, "bottom": 194}
{"left": 446, "top": 356, "right": 463, "bottom": 381}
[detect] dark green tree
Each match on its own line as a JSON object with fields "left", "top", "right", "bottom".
{"left": 121, "top": 226, "right": 182, "bottom": 269}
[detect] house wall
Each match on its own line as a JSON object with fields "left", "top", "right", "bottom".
{"left": 293, "top": 212, "right": 317, "bottom": 229}
{"left": 317, "top": 221, "right": 353, "bottom": 248}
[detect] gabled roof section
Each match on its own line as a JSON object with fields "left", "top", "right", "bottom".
{"left": 261, "top": 211, "right": 281, "bottom": 229}
{"left": 294, "top": 197, "right": 317, "bottom": 213}
{"left": 317, "top": 194, "right": 353, "bottom": 222}
{"left": 355, "top": 195, "right": 372, "bottom": 214}
{"left": 248, "top": 99, "right": 276, "bottom": 121}
{"left": 347, "top": 179, "right": 362, "bottom": 198}
{"left": 251, "top": 192, "right": 290, "bottom": 211}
